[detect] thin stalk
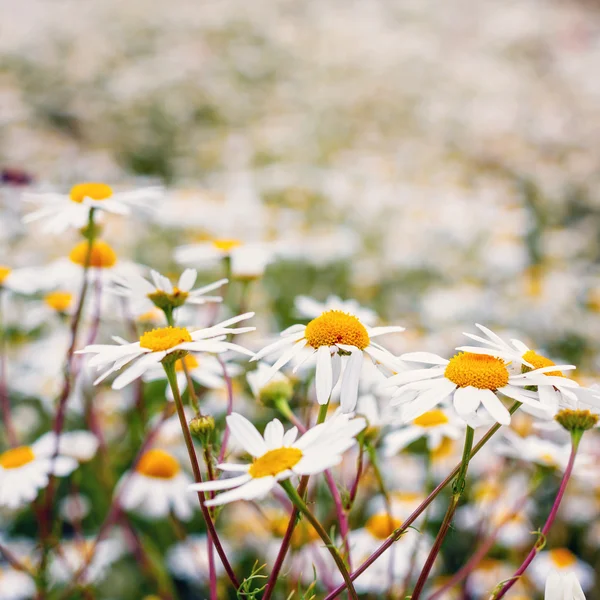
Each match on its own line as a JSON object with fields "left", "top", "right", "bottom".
{"left": 411, "top": 426, "right": 475, "bottom": 600}
{"left": 217, "top": 355, "right": 234, "bottom": 462}
{"left": 202, "top": 445, "right": 218, "bottom": 600}
{"left": 163, "top": 361, "right": 239, "bottom": 591}
{"left": 0, "top": 288, "right": 17, "bottom": 446}
{"left": 493, "top": 431, "right": 582, "bottom": 599}
{"left": 323, "top": 402, "right": 521, "bottom": 600}
{"left": 281, "top": 480, "right": 359, "bottom": 600}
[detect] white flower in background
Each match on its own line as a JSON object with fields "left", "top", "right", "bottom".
{"left": 167, "top": 535, "right": 227, "bottom": 585}
{"left": 77, "top": 313, "right": 254, "bottom": 389}
{"left": 175, "top": 239, "right": 274, "bottom": 279}
{"left": 383, "top": 406, "right": 464, "bottom": 456}
{"left": 190, "top": 411, "right": 365, "bottom": 506}
{"left": 246, "top": 362, "right": 292, "bottom": 401}
{"left": 0, "top": 265, "right": 40, "bottom": 295}
{"left": 0, "top": 439, "right": 78, "bottom": 509}
{"left": 545, "top": 571, "right": 586, "bottom": 600}
{"left": 457, "top": 324, "right": 599, "bottom": 414}
{"left": 23, "top": 182, "right": 162, "bottom": 234}
{"left": 144, "top": 353, "right": 240, "bottom": 400}
{"left": 381, "top": 350, "right": 569, "bottom": 427}
{"left": 252, "top": 309, "right": 404, "bottom": 411}
{"left": 49, "top": 537, "right": 124, "bottom": 585}
{"left": 119, "top": 449, "right": 196, "bottom": 520}
{"left": 59, "top": 494, "right": 92, "bottom": 524}
{"left": 295, "top": 295, "right": 378, "bottom": 326}
{"left": 530, "top": 549, "right": 594, "bottom": 592}
{"left": 32, "top": 431, "right": 99, "bottom": 463}
{"left": 0, "top": 567, "right": 36, "bottom": 600}
{"left": 111, "top": 268, "right": 226, "bottom": 315}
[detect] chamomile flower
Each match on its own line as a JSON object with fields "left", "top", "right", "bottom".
{"left": 545, "top": 571, "right": 587, "bottom": 600}
{"left": 76, "top": 312, "right": 255, "bottom": 390}
{"left": 0, "top": 566, "right": 36, "bottom": 600}
{"left": 529, "top": 549, "right": 594, "bottom": 592}
{"left": 252, "top": 309, "right": 404, "bottom": 411}
{"left": 383, "top": 406, "right": 464, "bottom": 456}
{"left": 189, "top": 411, "right": 366, "bottom": 506}
{"left": 0, "top": 439, "right": 78, "bottom": 509}
{"left": 457, "top": 324, "right": 598, "bottom": 414}
{"left": 166, "top": 536, "right": 227, "bottom": 586}
{"left": 295, "top": 295, "right": 378, "bottom": 326}
{"left": 382, "top": 351, "right": 564, "bottom": 427}
{"left": 23, "top": 182, "right": 162, "bottom": 234}
{"left": 0, "top": 265, "right": 39, "bottom": 295}
{"left": 111, "top": 269, "right": 226, "bottom": 316}
{"left": 118, "top": 449, "right": 196, "bottom": 520}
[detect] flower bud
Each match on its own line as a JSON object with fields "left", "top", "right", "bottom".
{"left": 555, "top": 409, "right": 598, "bottom": 433}
{"left": 190, "top": 415, "right": 216, "bottom": 443}
{"left": 259, "top": 380, "right": 294, "bottom": 408}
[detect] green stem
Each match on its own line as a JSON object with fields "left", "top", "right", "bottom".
{"left": 317, "top": 400, "right": 330, "bottom": 425}
{"left": 280, "top": 480, "right": 359, "bottom": 600}
{"left": 411, "top": 426, "right": 475, "bottom": 600}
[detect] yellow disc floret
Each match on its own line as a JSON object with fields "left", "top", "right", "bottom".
{"left": 175, "top": 354, "right": 199, "bottom": 372}
{"left": 522, "top": 350, "right": 564, "bottom": 377}
{"left": 413, "top": 409, "right": 449, "bottom": 428}
{"left": 136, "top": 449, "right": 180, "bottom": 479}
{"left": 212, "top": 239, "right": 242, "bottom": 252}
{"left": 249, "top": 447, "right": 303, "bottom": 478}
{"left": 549, "top": 548, "right": 577, "bottom": 568}
{"left": 444, "top": 352, "right": 509, "bottom": 390}
{"left": 365, "top": 513, "right": 402, "bottom": 539}
{"left": 0, "top": 446, "right": 35, "bottom": 469}
{"left": 139, "top": 327, "right": 192, "bottom": 352}
{"left": 45, "top": 291, "right": 73, "bottom": 312}
{"left": 304, "top": 310, "right": 370, "bottom": 350}
{"left": 70, "top": 182, "right": 113, "bottom": 203}
{"left": 0, "top": 266, "right": 11, "bottom": 285}
{"left": 69, "top": 240, "right": 117, "bottom": 268}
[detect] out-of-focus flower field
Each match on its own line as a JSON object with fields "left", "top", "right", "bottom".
{"left": 2, "top": 0, "right": 600, "bottom": 598}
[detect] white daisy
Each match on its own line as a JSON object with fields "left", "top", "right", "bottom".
{"left": 111, "top": 268, "right": 226, "bottom": 316}
{"left": 530, "top": 549, "right": 594, "bottom": 592}
{"left": 381, "top": 350, "right": 569, "bottom": 427}
{"left": 457, "top": 324, "right": 599, "bottom": 414}
{"left": 252, "top": 309, "right": 404, "bottom": 412}
{"left": 76, "top": 312, "right": 255, "bottom": 390}
{"left": 0, "top": 567, "right": 36, "bottom": 600}
{"left": 166, "top": 535, "right": 227, "bottom": 585}
{"left": 119, "top": 449, "right": 197, "bottom": 521}
{"left": 0, "top": 266, "right": 40, "bottom": 295}
{"left": 0, "top": 440, "right": 78, "bottom": 509}
{"left": 295, "top": 295, "right": 378, "bottom": 326}
{"left": 31, "top": 431, "right": 99, "bottom": 464}
{"left": 23, "top": 182, "right": 162, "bottom": 234}
{"left": 545, "top": 571, "right": 587, "bottom": 600}
{"left": 189, "top": 411, "right": 366, "bottom": 507}
{"left": 382, "top": 406, "right": 464, "bottom": 456}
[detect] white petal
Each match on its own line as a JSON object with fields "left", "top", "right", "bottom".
{"left": 339, "top": 349, "right": 363, "bottom": 412}
{"left": 112, "top": 353, "right": 164, "bottom": 390}
{"left": 398, "top": 352, "right": 449, "bottom": 365}
{"left": 368, "top": 326, "right": 405, "bottom": 338}
{"left": 453, "top": 386, "right": 483, "bottom": 417}
{"left": 189, "top": 474, "right": 251, "bottom": 492}
{"left": 226, "top": 413, "right": 268, "bottom": 457}
{"left": 479, "top": 390, "right": 511, "bottom": 425}
{"left": 382, "top": 367, "right": 446, "bottom": 388}
{"left": 178, "top": 269, "right": 197, "bottom": 292}
{"left": 315, "top": 346, "right": 333, "bottom": 405}
{"left": 264, "top": 419, "right": 285, "bottom": 450}
{"left": 204, "top": 476, "right": 276, "bottom": 506}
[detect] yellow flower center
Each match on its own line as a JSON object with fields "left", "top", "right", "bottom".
{"left": 444, "top": 352, "right": 509, "bottom": 390}
{"left": 136, "top": 449, "right": 180, "bottom": 479}
{"left": 430, "top": 437, "right": 455, "bottom": 461}
{"left": 139, "top": 327, "right": 192, "bottom": 352}
{"left": 304, "top": 310, "right": 370, "bottom": 350}
{"left": 69, "top": 182, "right": 113, "bottom": 203}
{"left": 212, "top": 239, "right": 242, "bottom": 252}
{"left": 271, "top": 515, "right": 319, "bottom": 547}
{"left": 69, "top": 240, "right": 117, "bottom": 269}
{"left": 45, "top": 291, "right": 73, "bottom": 312}
{"left": 549, "top": 548, "right": 577, "bottom": 568}
{"left": 248, "top": 447, "right": 303, "bottom": 478}
{"left": 413, "top": 409, "right": 449, "bottom": 428}
{"left": 365, "top": 513, "right": 402, "bottom": 539}
{"left": 175, "top": 354, "right": 199, "bottom": 372}
{"left": 539, "top": 452, "right": 557, "bottom": 467}
{"left": 392, "top": 491, "right": 423, "bottom": 503}
{"left": 522, "top": 350, "right": 564, "bottom": 377}
{"left": 137, "top": 308, "right": 163, "bottom": 323}
{"left": 0, "top": 266, "right": 11, "bottom": 285}
{"left": 0, "top": 446, "right": 35, "bottom": 469}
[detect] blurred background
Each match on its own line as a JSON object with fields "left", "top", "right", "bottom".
{"left": 3, "top": 0, "right": 600, "bottom": 365}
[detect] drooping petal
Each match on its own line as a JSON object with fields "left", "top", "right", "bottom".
{"left": 226, "top": 413, "right": 268, "bottom": 457}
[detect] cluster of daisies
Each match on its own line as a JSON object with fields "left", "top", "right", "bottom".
{"left": 0, "top": 182, "right": 598, "bottom": 599}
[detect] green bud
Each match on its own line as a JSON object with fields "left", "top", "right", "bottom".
{"left": 259, "top": 380, "right": 294, "bottom": 408}
{"left": 148, "top": 289, "right": 189, "bottom": 311}
{"left": 190, "top": 415, "right": 216, "bottom": 444}
{"left": 555, "top": 409, "right": 598, "bottom": 433}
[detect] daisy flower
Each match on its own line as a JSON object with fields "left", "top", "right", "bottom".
{"left": 0, "top": 567, "right": 36, "bottom": 600}
{"left": 295, "top": 295, "right": 378, "bottom": 326}
{"left": 23, "top": 182, "right": 162, "bottom": 234}
{"left": 76, "top": 312, "right": 255, "bottom": 390}
{"left": 0, "top": 265, "right": 41, "bottom": 295}
{"left": 381, "top": 350, "right": 569, "bottom": 426}
{"left": 252, "top": 309, "right": 404, "bottom": 411}
{"left": 189, "top": 411, "right": 366, "bottom": 506}
{"left": 457, "top": 324, "right": 599, "bottom": 414}
{"left": 111, "top": 268, "right": 226, "bottom": 316}
{"left": 544, "top": 571, "right": 587, "bottom": 600}
{"left": 0, "top": 439, "right": 78, "bottom": 509}
{"left": 382, "top": 406, "right": 464, "bottom": 456}
{"left": 529, "top": 549, "right": 594, "bottom": 592}
{"left": 119, "top": 449, "right": 197, "bottom": 520}
{"left": 166, "top": 535, "right": 227, "bottom": 585}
